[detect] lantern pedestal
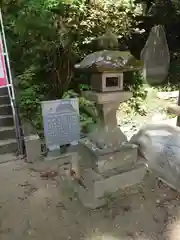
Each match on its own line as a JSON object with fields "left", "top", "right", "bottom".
{"left": 76, "top": 90, "right": 146, "bottom": 208}
{"left": 74, "top": 51, "right": 146, "bottom": 208}
{"left": 84, "top": 90, "right": 131, "bottom": 145}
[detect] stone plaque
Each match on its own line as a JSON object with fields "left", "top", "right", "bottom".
{"left": 41, "top": 98, "right": 80, "bottom": 151}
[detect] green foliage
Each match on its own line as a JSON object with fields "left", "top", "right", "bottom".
{"left": 154, "top": 83, "right": 179, "bottom": 93}
{"left": 122, "top": 71, "right": 148, "bottom": 115}
{"left": 127, "top": 87, "right": 148, "bottom": 116}
{"left": 167, "top": 51, "right": 180, "bottom": 86}
{"left": 62, "top": 85, "right": 97, "bottom": 134}
{"left": 16, "top": 65, "right": 49, "bottom": 137}
{"left": 3, "top": 0, "right": 142, "bottom": 134}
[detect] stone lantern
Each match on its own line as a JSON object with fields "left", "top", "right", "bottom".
{"left": 74, "top": 50, "right": 146, "bottom": 208}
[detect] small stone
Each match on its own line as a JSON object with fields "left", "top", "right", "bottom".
{"left": 156, "top": 199, "right": 160, "bottom": 204}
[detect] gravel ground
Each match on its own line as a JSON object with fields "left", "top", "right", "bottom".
{"left": 117, "top": 87, "right": 178, "bottom": 139}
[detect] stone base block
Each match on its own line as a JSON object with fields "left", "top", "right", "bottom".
{"left": 74, "top": 169, "right": 105, "bottom": 209}
{"left": 79, "top": 138, "right": 138, "bottom": 174}
{"left": 76, "top": 164, "right": 147, "bottom": 209}
{"left": 24, "top": 135, "right": 41, "bottom": 163}
{"left": 94, "top": 164, "right": 146, "bottom": 199}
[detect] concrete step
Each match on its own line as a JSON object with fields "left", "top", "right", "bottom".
{"left": 0, "top": 104, "right": 12, "bottom": 115}
{"left": 0, "top": 87, "right": 8, "bottom": 96}
{"left": 0, "top": 139, "right": 17, "bottom": 154}
{"left": 0, "top": 95, "right": 10, "bottom": 105}
{"left": 0, "top": 126, "right": 16, "bottom": 140}
{"left": 0, "top": 115, "right": 14, "bottom": 127}
{"left": 0, "top": 153, "right": 18, "bottom": 164}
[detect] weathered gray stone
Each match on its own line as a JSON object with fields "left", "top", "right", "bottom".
{"left": 82, "top": 91, "right": 132, "bottom": 151}
{"left": 82, "top": 91, "right": 132, "bottom": 104}
{"left": 141, "top": 25, "right": 170, "bottom": 85}
{"left": 79, "top": 138, "right": 138, "bottom": 173}
{"left": 74, "top": 49, "right": 144, "bottom": 209}
{"left": 24, "top": 135, "right": 41, "bottom": 163}
{"left": 96, "top": 102, "right": 121, "bottom": 127}
{"left": 97, "top": 146, "right": 138, "bottom": 173}
{"left": 88, "top": 127, "right": 127, "bottom": 150}
{"left": 75, "top": 50, "right": 143, "bottom": 72}
{"left": 74, "top": 169, "right": 106, "bottom": 209}
{"left": 130, "top": 123, "right": 180, "bottom": 191}
{"left": 90, "top": 72, "right": 123, "bottom": 92}
{"left": 75, "top": 164, "right": 147, "bottom": 208}
{"left": 94, "top": 164, "right": 147, "bottom": 199}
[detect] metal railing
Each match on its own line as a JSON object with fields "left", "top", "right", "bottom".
{"left": 0, "top": 9, "right": 24, "bottom": 155}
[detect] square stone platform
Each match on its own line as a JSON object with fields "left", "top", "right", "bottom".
{"left": 75, "top": 164, "right": 147, "bottom": 209}
{"left": 74, "top": 138, "right": 147, "bottom": 209}
{"left": 79, "top": 138, "right": 138, "bottom": 174}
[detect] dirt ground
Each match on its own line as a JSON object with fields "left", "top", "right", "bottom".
{"left": 0, "top": 158, "right": 180, "bottom": 240}
{"left": 0, "top": 88, "right": 180, "bottom": 240}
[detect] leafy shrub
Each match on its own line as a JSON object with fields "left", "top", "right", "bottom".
{"left": 122, "top": 71, "right": 148, "bottom": 115}
{"left": 16, "top": 65, "right": 48, "bottom": 136}
{"left": 62, "top": 85, "right": 97, "bottom": 134}
{"left": 3, "top": 0, "right": 142, "bottom": 134}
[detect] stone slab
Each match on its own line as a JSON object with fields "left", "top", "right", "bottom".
{"left": 96, "top": 146, "right": 137, "bottom": 173}
{"left": 75, "top": 164, "right": 147, "bottom": 208}
{"left": 74, "top": 169, "right": 105, "bottom": 209}
{"left": 79, "top": 138, "right": 138, "bottom": 173}
{"left": 82, "top": 91, "right": 132, "bottom": 104}
{"left": 41, "top": 98, "right": 80, "bottom": 151}
{"left": 94, "top": 164, "right": 147, "bottom": 199}
{"left": 80, "top": 138, "right": 134, "bottom": 156}
{"left": 88, "top": 126, "right": 128, "bottom": 148}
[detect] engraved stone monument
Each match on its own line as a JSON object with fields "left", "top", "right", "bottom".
{"left": 41, "top": 98, "right": 80, "bottom": 154}
{"left": 74, "top": 50, "right": 147, "bottom": 208}
{"left": 141, "top": 25, "right": 170, "bottom": 85}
